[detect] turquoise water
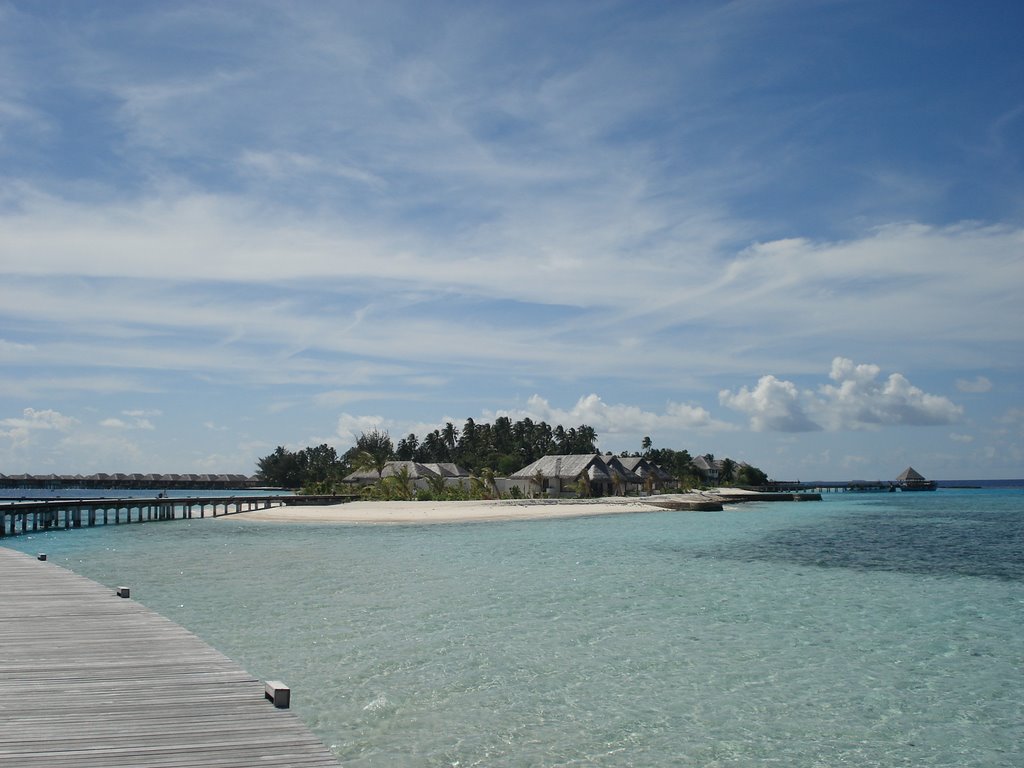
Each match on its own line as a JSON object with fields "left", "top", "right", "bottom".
{"left": 7, "top": 490, "right": 1023, "bottom": 767}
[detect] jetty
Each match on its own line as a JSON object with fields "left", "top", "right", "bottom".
{"left": 761, "top": 467, "right": 938, "bottom": 494}
{"left": 0, "top": 494, "right": 354, "bottom": 539}
{"left": 0, "top": 547, "right": 338, "bottom": 767}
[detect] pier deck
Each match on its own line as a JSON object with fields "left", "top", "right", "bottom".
{"left": 0, "top": 494, "right": 354, "bottom": 538}
{"left": 0, "top": 547, "right": 338, "bottom": 767}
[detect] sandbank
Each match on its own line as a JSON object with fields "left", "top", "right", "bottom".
{"left": 229, "top": 494, "right": 720, "bottom": 525}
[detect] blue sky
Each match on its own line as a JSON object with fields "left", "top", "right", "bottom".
{"left": 1, "top": 0, "right": 1022, "bottom": 480}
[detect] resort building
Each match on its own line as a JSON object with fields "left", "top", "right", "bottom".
{"left": 615, "top": 456, "right": 674, "bottom": 492}
{"left": 689, "top": 455, "right": 720, "bottom": 484}
{"left": 0, "top": 473, "right": 257, "bottom": 490}
{"left": 509, "top": 454, "right": 659, "bottom": 498}
{"left": 895, "top": 466, "right": 937, "bottom": 491}
{"left": 343, "top": 461, "right": 472, "bottom": 491}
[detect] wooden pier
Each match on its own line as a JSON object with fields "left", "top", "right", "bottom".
{"left": 761, "top": 481, "right": 898, "bottom": 493}
{"left": 0, "top": 547, "right": 339, "bottom": 767}
{"left": 0, "top": 494, "right": 353, "bottom": 538}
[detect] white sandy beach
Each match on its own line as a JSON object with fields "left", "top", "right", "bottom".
{"left": 230, "top": 494, "right": 726, "bottom": 525}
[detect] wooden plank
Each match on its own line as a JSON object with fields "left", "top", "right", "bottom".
{"left": 0, "top": 547, "right": 338, "bottom": 767}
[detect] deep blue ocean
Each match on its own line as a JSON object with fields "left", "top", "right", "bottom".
{"left": 5, "top": 487, "right": 1022, "bottom": 766}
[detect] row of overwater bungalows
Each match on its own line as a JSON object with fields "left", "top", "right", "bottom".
{"left": 0, "top": 473, "right": 259, "bottom": 490}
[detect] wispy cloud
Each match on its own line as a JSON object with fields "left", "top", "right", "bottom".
{"left": 1, "top": 1, "right": 1022, "bottom": 478}
{"left": 101, "top": 412, "right": 156, "bottom": 430}
{"left": 956, "top": 376, "right": 993, "bottom": 393}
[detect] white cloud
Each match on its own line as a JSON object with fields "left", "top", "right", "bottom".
{"left": 490, "top": 393, "right": 733, "bottom": 440}
{"left": 718, "top": 375, "right": 821, "bottom": 433}
{"left": 0, "top": 407, "right": 78, "bottom": 441}
{"left": 721, "top": 358, "right": 963, "bottom": 432}
{"left": 949, "top": 433, "right": 974, "bottom": 443}
{"left": 0, "top": 3, "right": 1021, "bottom": 480}
{"left": 955, "top": 376, "right": 993, "bottom": 393}
{"left": 817, "top": 358, "right": 963, "bottom": 429}
{"left": 101, "top": 413, "right": 155, "bottom": 430}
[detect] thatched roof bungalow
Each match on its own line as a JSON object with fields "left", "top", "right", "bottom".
{"left": 615, "top": 456, "right": 674, "bottom": 490}
{"left": 510, "top": 454, "right": 643, "bottom": 497}
{"left": 343, "top": 461, "right": 472, "bottom": 491}
{"left": 895, "top": 466, "right": 936, "bottom": 491}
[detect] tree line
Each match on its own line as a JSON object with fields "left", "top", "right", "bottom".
{"left": 255, "top": 417, "right": 768, "bottom": 492}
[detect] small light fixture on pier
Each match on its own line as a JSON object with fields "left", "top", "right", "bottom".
{"left": 116, "top": 586, "right": 131, "bottom": 598}
{"left": 265, "top": 680, "right": 291, "bottom": 708}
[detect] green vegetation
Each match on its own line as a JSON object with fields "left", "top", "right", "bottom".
{"left": 254, "top": 419, "right": 770, "bottom": 495}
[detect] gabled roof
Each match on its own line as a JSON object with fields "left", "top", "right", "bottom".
{"left": 345, "top": 461, "right": 439, "bottom": 482}
{"left": 615, "top": 456, "right": 645, "bottom": 472}
{"left": 422, "top": 462, "right": 471, "bottom": 478}
{"left": 604, "top": 456, "right": 644, "bottom": 484}
{"left": 617, "top": 456, "right": 674, "bottom": 481}
{"left": 344, "top": 460, "right": 471, "bottom": 482}
{"left": 511, "top": 454, "right": 608, "bottom": 480}
{"left": 691, "top": 456, "right": 719, "bottom": 471}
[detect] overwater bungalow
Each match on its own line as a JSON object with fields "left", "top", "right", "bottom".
{"left": 895, "top": 466, "right": 937, "bottom": 491}
{"left": 0, "top": 473, "right": 259, "bottom": 491}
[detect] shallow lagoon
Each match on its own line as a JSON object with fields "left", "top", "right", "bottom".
{"left": 9, "top": 490, "right": 1023, "bottom": 766}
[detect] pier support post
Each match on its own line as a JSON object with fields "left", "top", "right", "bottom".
{"left": 265, "top": 681, "right": 291, "bottom": 708}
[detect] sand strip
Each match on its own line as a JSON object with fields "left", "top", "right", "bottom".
{"left": 227, "top": 494, "right": 720, "bottom": 525}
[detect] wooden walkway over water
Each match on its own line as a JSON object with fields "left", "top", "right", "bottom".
{"left": 0, "top": 547, "right": 339, "bottom": 767}
{"left": 0, "top": 495, "right": 354, "bottom": 539}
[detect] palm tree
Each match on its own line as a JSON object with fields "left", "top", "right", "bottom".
{"left": 392, "top": 465, "right": 414, "bottom": 500}
{"left": 554, "top": 425, "right": 567, "bottom": 452}
{"left": 575, "top": 473, "right": 591, "bottom": 498}
{"left": 478, "top": 467, "right": 499, "bottom": 499}
{"left": 610, "top": 471, "right": 624, "bottom": 497}
{"left": 576, "top": 425, "right": 597, "bottom": 453}
{"left": 461, "top": 418, "right": 478, "bottom": 450}
{"left": 351, "top": 429, "right": 393, "bottom": 480}
{"left": 422, "top": 430, "right": 443, "bottom": 462}
{"left": 442, "top": 422, "right": 459, "bottom": 459}
{"left": 531, "top": 469, "right": 546, "bottom": 498}
{"left": 426, "top": 472, "right": 448, "bottom": 499}
{"left": 395, "top": 433, "right": 419, "bottom": 461}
